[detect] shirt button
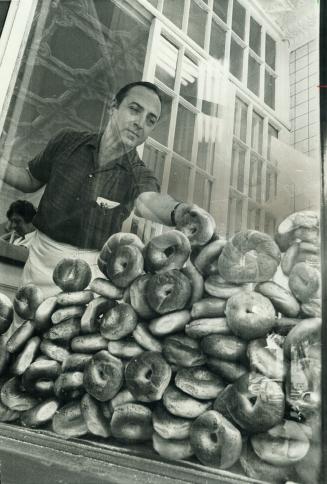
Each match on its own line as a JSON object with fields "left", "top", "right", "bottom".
{"left": 76, "top": 197, "right": 80, "bottom": 201}
{"left": 88, "top": 174, "right": 93, "bottom": 178}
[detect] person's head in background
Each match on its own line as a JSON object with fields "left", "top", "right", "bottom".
{"left": 6, "top": 200, "right": 36, "bottom": 237}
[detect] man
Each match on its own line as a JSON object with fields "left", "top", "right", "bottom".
{"left": 0, "top": 81, "right": 191, "bottom": 296}
{"left": 0, "top": 200, "right": 36, "bottom": 246}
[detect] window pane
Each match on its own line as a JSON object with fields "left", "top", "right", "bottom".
{"left": 146, "top": 0, "right": 158, "bottom": 7}
{"left": 266, "top": 33, "right": 276, "bottom": 70}
{"left": 251, "top": 111, "right": 263, "bottom": 154}
{"left": 173, "top": 104, "right": 196, "bottom": 160}
{"left": 234, "top": 97, "right": 248, "bottom": 142}
{"left": 163, "top": 0, "right": 184, "bottom": 29}
{"left": 232, "top": 0, "right": 246, "bottom": 39}
{"left": 255, "top": 208, "right": 261, "bottom": 230}
{"left": 168, "top": 158, "right": 190, "bottom": 200}
{"left": 180, "top": 54, "right": 198, "bottom": 106}
{"left": 230, "top": 39, "right": 243, "bottom": 80}
{"left": 150, "top": 90, "right": 172, "bottom": 146}
{"left": 188, "top": 0, "right": 207, "bottom": 48}
{"left": 194, "top": 172, "right": 212, "bottom": 211}
{"left": 249, "top": 156, "right": 257, "bottom": 199}
{"left": 155, "top": 37, "right": 178, "bottom": 90}
{"left": 256, "top": 159, "right": 263, "bottom": 202}
{"left": 213, "top": 0, "right": 228, "bottom": 23}
{"left": 247, "top": 55, "right": 260, "bottom": 95}
{"left": 265, "top": 168, "right": 272, "bottom": 202}
{"left": 265, "top": 70, "right": 275, "bottom": 109}
{"left": 142, "top": 144, "right": 166, "bottom": 186}
{"left": 235, "top": 199, "right": 243, "bottom": 232}
{"left": 209, "top": 20, "right": 226, "bottom": 61}
{"left": 237, "top": 150, "right": 246, "bottom": 192}
{"left": 0, "top": 1, "right": 10, "bottom": 37}
{"left": 249, "top": 17, "right": 261, "bottom": 55}
{"left": 267, "top": 123, "right": 278, "bottom": 160}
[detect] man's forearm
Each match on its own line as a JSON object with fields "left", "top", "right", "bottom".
{"left": 0, "top": 162, "right": 42, "bottom": 193}
{"left": 134, "top": 192, "right": 181, "bottom": 226}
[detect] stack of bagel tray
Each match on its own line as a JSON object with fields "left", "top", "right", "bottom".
{"left": 0, "top": 209, "right": 321, "bottom": 484}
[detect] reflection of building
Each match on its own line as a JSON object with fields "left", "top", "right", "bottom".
{"left": 0, "top": 0, "right": 320, "bottom": 240}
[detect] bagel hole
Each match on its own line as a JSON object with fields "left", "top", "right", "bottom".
{"left": 165, "top": 288, "right": 172, "bottom": 297}
{"left": 164, "top": 246, "right": 175, "bottom": 258}
{"left": 145, "top": 369, "right": 153, "bottom": 380}
{"left": 248, "top": 396, "right": 257, "bottom": 406}
{"left": 210, "top": 432, "right": 218, "bottom": 443}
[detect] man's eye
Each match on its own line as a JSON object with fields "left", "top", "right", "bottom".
{"left": 130, "top": 106, "right": 139, "bottom": 112}
{"left": 147, "top": 118, "right": 156, "bottom": 126}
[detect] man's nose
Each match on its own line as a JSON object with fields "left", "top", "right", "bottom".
{"left": 133, "top": 112, "right": 146, "bottom": 129}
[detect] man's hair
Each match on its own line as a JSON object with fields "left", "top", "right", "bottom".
{"left": 114, "top": 81, "right": 162, "bottom": 107}
{"left": 7, "top": 200, "right": 36, "bottom": 223}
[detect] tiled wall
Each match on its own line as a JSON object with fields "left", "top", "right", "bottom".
{"left": 290, "top": 40, "right": 319, "bottom": 159}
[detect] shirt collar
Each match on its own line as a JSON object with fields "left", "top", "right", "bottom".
{"left": 86, "top": 132, "right": 140, "bottom": 172}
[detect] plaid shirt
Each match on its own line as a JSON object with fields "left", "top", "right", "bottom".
{"left": 29, "top": 129, "right": 160, "bottom": 250}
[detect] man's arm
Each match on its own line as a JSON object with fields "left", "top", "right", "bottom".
{"left": 0, "top": 163, "right": 43, "bottom": 193}
{"left": 134, "top": 191, "right": 188, "bottom": 226}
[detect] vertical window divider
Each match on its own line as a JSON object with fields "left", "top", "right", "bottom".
{"left": 260, "top": 116, "right": 269, "bottom": 230}
{"left": 182, "top": 0, "right": 190, "bottom": 33}
{"left": 243, "top": 7, "right": 250, "bottom": 85}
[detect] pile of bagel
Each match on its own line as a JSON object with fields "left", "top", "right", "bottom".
{"left": 0, "top": 208, "right": 321, "bottom": 483}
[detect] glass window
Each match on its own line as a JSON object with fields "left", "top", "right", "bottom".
{"left": 235, "top": 199, "right": 243, "bottom": 232}
{"left": 265, "top": 70, "right": 276, "bottom": 109}
{"left": 267, "top": 123, "right": 278, "bottom": 160}
{"left": 230, "top": 39, "right": 244, "bottom": 80}
{"left": 150, "top": 90, "right": 172, "bottom": 146}
{"left": 142, "top": 145, "right": 166, "bottom": 186}
{"left": 146, "top": 0, "right": 158, "bottom": 7}
{"left": 247, "top": 55, "right": 260, "bottom": 96}
{"left": 155, "top": 36, "right": 178, "bottom": 90}
{"left": 187, "top": 0, "right": 207, "bottom": 48}
{"left": 249, "top": 17, "right": 261, "bottom": 56}
{"left": 173, "top": 104, "right": 196, "bottom": 160}
{"left": 163, "top": 0, "right": 184, "bottom": 29}
{"left": 212, "top": 0, "right": 228, "bottom": 23}
{"left": 265, "top": 167, "right": 272, "bottom": 201}
{"left": 168, "top": 158, "right": 190, "bottom": 200}
{"left": 237, "top": 150, "right": 246, "bottom": 193}
{"left": 0, "top": 1, "right": 10, "bottom": 37}
{"left": 256, "top": 159, "right": 263, "bottom": 202}
{"left": 249, "top": 156, "right": 257, "bottom": 199}
{"left": 251, "top": 111, "right": 263, "bottom": 154}
{"left": 180, "top": 54, "right": 198, "bottom": 106}
{"left": 234, "top": 97, "right": 248, "bottom": 142}
{"left": 255, "top": 208, "right": 261, "bottom": 230}
{"left": 265, "top": 33, "right": 276, "bottom": 70}
{"left": 232, "top": 0, "right": 246, "bottom": 40}
{"left": 194, "top": 172, "right": 212, "bottom": 211}
{"left": 209, "top": 20, "right": 226, "bottom": 61}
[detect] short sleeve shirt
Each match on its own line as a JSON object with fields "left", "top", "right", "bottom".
{"left": 28, "top": 129, "right": 160, "bottom": 250}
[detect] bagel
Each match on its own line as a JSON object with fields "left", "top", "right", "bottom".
{"left": 204, "top": 275, "right": 250, "bottom": 299}
{"left": 71, "top": 334, "right": 108, "bottom": 353}
{"left": 175, "top": 205, "right": 216, "bottom": 247}
{"left": 54, "top": 372, "right": 84, "bottom": 401}
{"left": 301, "top": 298, "right": 321, "bottom": 317}
{"left": 108, "top": 339, "right": 144, "bottom": 359}
{"left": 1, "top": 376, "right": 39, "bottom": 411}
{"left": 11, "top": 336, "right": 41, "bottom": 376}
{"left": 189, "top": 410, "right": 242, "bottom": 469}
{"left": 295, "top": 443, "right": 321, "bottom": 484}
{"left": 194, "top": 239, "right": 226, "bottom": 275}
{"left": 213, "top": 372, "right": 285, "bottom": 433}
{"left": 163, "top": 385, "right": 212, "bottom": 419}
{"left": 288, "top": 262, "right": 320, "bottom": 302}
{"left": 0, "top": 399, "right": 19, "bottom": 422}
{"left": 152, "top": 402, "right": 192, "bottom": 440}
{"left": 275, "top": 210, "right": 319, "bottom": 250}
{"left": 80, "top": 296, "right": 116, "bottom": 335}
{"left": 39, "top": 340, "right": 70, "bottom": 362}
{"left": 53, "top": 258, "right": 92, "bottom": 292}
{"left": 80, "top": 393, "right": 111, "bottom": 437}
{"left": 206, "top": 358, "right": 247, "bottom": 382}
{"left": 201, "top": 334, "right": 247, "bottom": 362}
{"left": 14, "top": 283, "right": 44, "bottom": 320}
{"left": 56, "top": 290, "right": 94, "bottom": 307}
{"left": 218, "top": 230, "right": 280, "bottom": 283}
{"left": 251, "top": 419, "right": 310, "bottom": 466}
{"left": 6, "top": 320, "right": 35, "bottom": 353}
{"left": 108, "top": 388, "right": 135, "bottom": 412}
{"left": 61, "top": 353, "right": 92, "bottom": 372}
{"left": 110, "top": 403, "right": 152, "bottom": 442}
{"left": 52, "top": 400, "right": 88, "bottom": 438}
{"left": 185, "top": 317, "right": 230, "bottom": 339}
{"left": 144, "top": 230, "right": 191, "bottom": 273}
{"left": 283, "top": 317, "right": 321, "bottom": 361}
{"left": 125, "top": 351, "right": 171, "bottom": 402}
{"left": 100, "top": 303, "right": 137, "bottom": 340}
{"left": 163, "top": 334, "right": 206, "bottom": 368}
{"left": 44, "top": 317, "right": 80, "bottom": 343}
{"left": 181, "top": 259, "right": 204, "bottom": 305}
{"left": 51, "top": 305, "right": 84, "bottom": 325}
{"left": 97, "top": 232, "right": 143, "bottom": 278}
{"left": 21, "top": 398, "right": 59, "bottom": 428}
{"left": 0, "top": 293, "right": 14, "bottom": 335}
{"left": 132, "top": 322, "right": 162, "bottom": 352}
{"left": 22, "top": 359, "right": 61, "bottom": 395}
{"left": 83, "top": 350, "right": 124, "bottom": 401}
{"left": 281, "top": 243, "right": 300, "bottom": 275}
{"left": 153, "top": 431, "right": 193, "bottom": 460}
{"left": 247, "top": 337, "right": 285, "bottom": 380}
{"left": 99, "top": 244, "right": 144, "bottom": 288}
{"left": 34, "top": 296, "right": 58, "bottom": 332}
{"left": 0, "top": 337, "right": 10, "bottom": 376}
{"left": 175, "top": 367, "right": 225, "bottom": 400}
{"left": 273, "top": 316, "right": 299, "bottom": 335}
{"left": 225, "top": 291, "right": 276, "bottom": 340}
{"left": 148, "top": 310, "right": 191, "bottom": 337}
{"left": 129, "top": 274, "right": 157, "bottom": 320}
{"left": 191, "top": 297, "right": 226, "bottom": 319}
{"left": 255, "top": 281, "right": 300, "bottom": 317}
{"left": 146, "top": 270, "right": 191, "bottom": 314}
{"left": 89, "top": 278, "right": 123, "bottom": 300}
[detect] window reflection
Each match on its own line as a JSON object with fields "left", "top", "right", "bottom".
{"left": 234, "top": 97, "right": 248, "bottom": 142}
{"left": 194, "top": 172, "right": 212, "bottom": 211}
{"left": 213, "top": 0, "right": 228, "bottom": 23}
{"left": 168, "top": 158, "right": 190, "bottom": 200}
{"left": 265, "top": 70, "right": 275, "bottom": 109}
{"left": 266, "top": 33, "right": 276, "bottom": 70}
{"left": 180, "top": 54, "right": 198, "bottom": 105}
{"left": 251, "top": 111, "right": 263, "bottom": 154}
{"left": 155, "top": 36, "right": 178, "bottom": 90}
{"left": 142, "top": 144, "right": 166, "bottom": 186}
{"left": 232, "top": 0, "right": 246, "bottom": 40}
{"left": 150, "top": 90, "right": 172, "bottom": 146}
{"left": 173, "top": 104, "right": 196, "bottom": 160}
{"left": 249, "top": 17, "right": 261, "bottom": 56}
{"left": 248, "top": 55, "right": 260, "bottom": 95}
{"left": 209, "top": 20, "right": 226, "bottom": 61}
{"left": 230, "top": 39, "right": 243, "bottom": 80}
{"left": 187, "top": 0, "right": 207, "bottom": 48}
{"left": 163, "top": 0, "right": 184, "bottom": 29}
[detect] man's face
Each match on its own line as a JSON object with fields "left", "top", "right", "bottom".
{"left": 8, "top": 214, "right": 32, "bottom": 236}
{"left": 110, "top": 86, "right": 161, "bottom": 149}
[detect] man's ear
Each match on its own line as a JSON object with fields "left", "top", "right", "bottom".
{"left": 108, "top": 98, "right": 118, "bottom": 116}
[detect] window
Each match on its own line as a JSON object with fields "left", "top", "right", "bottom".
{"left": 187, "top": 0, "right": 207, "bottom": 48}
{"left": 173, "top": 104, "right": 196, "bottom": 160}
{"left": 247, "top": 55, "right": 260, "bottom": 95}
{"left": 230, "top": 39, "right": 243, "bottom": 80}
{"left": 265, "top": 70, "right": 276, "bottom": 109}
{"left": 213, "top": 0, "right": 228, "bottom": 23}
{"left": 249, "top": 17, "right": 261, "bottom": 55}
{"left": 251, "top": 111, "right": 263, "bottom": 155}
{"left": 232, "top": 0, "right": 246, "bottom": 40}
{"left": 0, "top": 1, "right": 10, "bottom": 37}
{"left": 209, "top": 20, "right": 226, "bottom": 61}
{"left": 180, "top": 53, "right": 199, "bottom": 106}
{"left": 267, "top": 123, "right": 278, "bottom": 160}
{"left": 155, "top": 36, "right": 178, "bottom": 90}
{"left": 143, "top": 145, "right": 166, "bottom": 185}
{"left": 150, "top": 90, "right": 172, "bottom": 146}
{"left": 266, "top": 33, "right": 276, "bottom": 70}
{"left": 168, "top": 158, "right": 190, "bottom": 200}
{"left": 163, "top": 0, "right": 184, "bottom": 29}
{"left": 234, "top": 97, "right": 248, "bottom": 142}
